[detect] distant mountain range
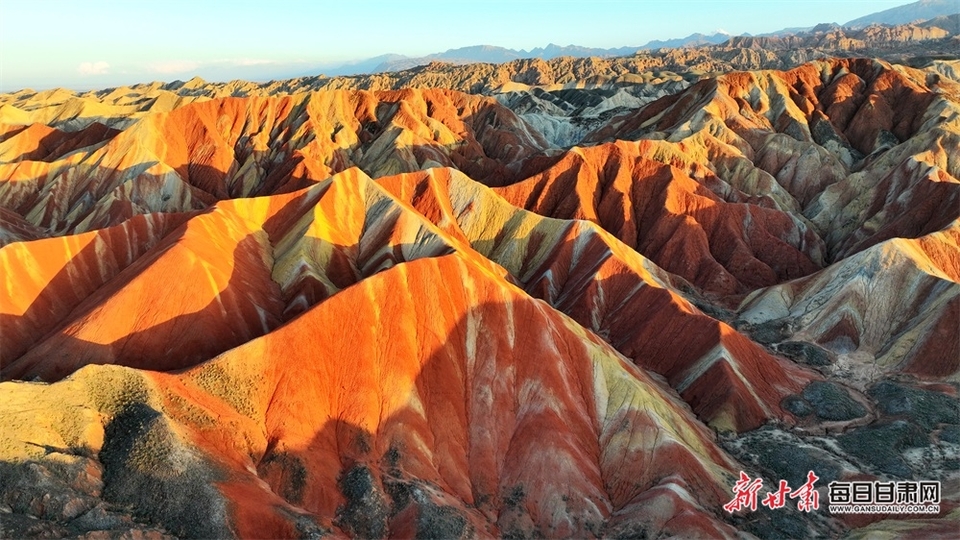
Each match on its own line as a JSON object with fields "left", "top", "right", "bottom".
{"left": 121, "top": 15, "right": 952, "bottom": 104}
{"left": 322, "top": 39, "right": 719, "bottom": 76}
{"left": 314, "top": 1, "right": 957, "bottom": 77}
{"left": 321, "top": 32, "right": 736, "bottom": 76}
{"left": 845, "top": 0, "right": 957, "bottom": 28}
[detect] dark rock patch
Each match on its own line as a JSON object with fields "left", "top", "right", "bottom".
{"left": 740, "top": 436, "right": 844, "bottom": 487}
{"left": 100, "top": 401, "right": 230, "bottom": 539}
{"left": 336, "top": 464, "right": 389, "bottom": 539}
{"left": 867, "top": 381, "right": 960, "bottom": 431}
{"left": 383, "top": 475, "right": 471, "bottom": 539}
{"left": 781, "top": 394, "right": 814, "bottom": 418}
{"left": 837, "top": 420, "right": 928, "bottom": 477}
{"left": 0, "top": 456, "right": 173, "bottom": 539}
{"left": 802, "top": 381, "right": 867, "bottom": 421}
{"left": 777, "top": 341, "right": 834, "bottom": 366}
{"left": 736, "top": 505, "right": 813, "bottom": 540}
{"left": 0, "top": 512, "right": 73, "bottom": 539}
{"left": 257, "top": 451, "right": 308, "bottom": 504}
{"left": 412, "top": 494, "right": 470, "bottom": 539}
{"left": 939, "top": 424, "right": 960, "bottom": 444}
{"left": 742, "top": 318, "right": 795, "bottom": 344}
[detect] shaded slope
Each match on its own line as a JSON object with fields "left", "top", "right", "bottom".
{"left": 0, "top": 212, "right": 191, "bottom": 366}
{"left": 2, "top": 204, "right": 285, "bottom": 380}
{"left": 0, "top": 206, "right": 49, "bottom": 245}
{"left": 0, "top": 122, "right": 119, "bottom": 163}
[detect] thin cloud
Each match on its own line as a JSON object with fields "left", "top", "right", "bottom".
{"left": 77, "top": 61, "right": 110, "bottom": 76}
{"left": 149, "top": 60, "right": 202, "bottom": 75}
{"left": 147, "top": 58, "right": 277, "bottom": 76}
{"left": 231, "top": 58, "right": 274, "bottom": 67}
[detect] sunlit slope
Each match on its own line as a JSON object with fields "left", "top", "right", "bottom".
{"left": 2, "top": 168, "right": 496, "bottom": 380}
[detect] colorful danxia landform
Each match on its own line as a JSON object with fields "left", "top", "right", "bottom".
{"left": 1, "top": 14, "right": 958, "bottom": 540}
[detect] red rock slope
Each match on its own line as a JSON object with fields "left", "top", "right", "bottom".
{"left": 379, "top": 167, "right": 817, "bottom": 431}
{"left": 582, "top": 58, "right": 960, "bottom": 265}
{"left": 495, "top": 139, "right": 826, "bottom": 295}
{"left": 739, "top": 222, "right": 960, "bottom": 380}
{"left": 3, "top": 165, "right": 816, "bottom": 432}
{"left": 0, "top": 253, "right": 745, "bottom": 539}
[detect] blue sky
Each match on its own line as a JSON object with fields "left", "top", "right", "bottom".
{"left": 0, "top": 0, "right": 916, "bottom": 91}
